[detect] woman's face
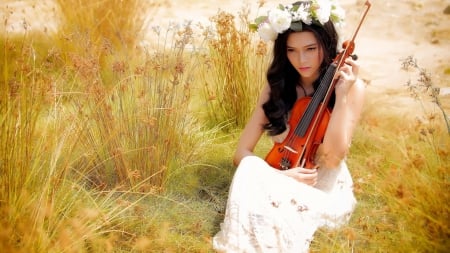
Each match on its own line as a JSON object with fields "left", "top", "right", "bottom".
{"left": 286, "top": 31, "right": 323, "bottom": 84}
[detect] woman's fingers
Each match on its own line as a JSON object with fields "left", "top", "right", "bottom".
{"left": 296, "top": 167, "right": 317, "bottom": 174}
{"left": 292, "top": 167, "right": 318, "bottom": 186}
{"left": 343, "top": 57, "right": 359, "bottom": 76}
{"left": 335, "top": 57, "right": 359, "bottom": 94}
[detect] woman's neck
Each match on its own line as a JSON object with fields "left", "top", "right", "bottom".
{"left": 299, "top": 76, "right": 317, "bottom": 95}
{"left": 300, "top": 71, "right": 320, "bottom": 88}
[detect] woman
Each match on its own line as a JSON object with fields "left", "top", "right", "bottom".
{"left": 213, "top": 1, "right": 365, "bottom": 252}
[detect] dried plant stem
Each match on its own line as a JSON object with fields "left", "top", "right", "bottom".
{"left": 402, "top": 56, "right": 450, "bottom": 134}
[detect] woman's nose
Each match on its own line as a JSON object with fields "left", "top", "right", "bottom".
{"left": 298, "top": 51, "right": 307, "bottom": 63}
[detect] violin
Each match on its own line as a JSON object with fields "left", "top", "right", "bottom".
{"left": 265, "top": 1, "right": 372, "bottom": 170}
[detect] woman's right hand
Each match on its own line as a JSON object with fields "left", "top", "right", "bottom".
{"left": 279, "top": 167, "right": 318, "bottom": 186}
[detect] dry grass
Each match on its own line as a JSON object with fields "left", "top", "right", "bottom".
{"left": 0, "top": 1, "right": 449, "bottom": 252}
{"left": 55, "top": 0, "right": 158, "bottom": 50}
{"left": 200, "top": 7, "right": 269, "bottom": 130}
{"left": 1, "top": 1, "right": 213, "bottom": 251}
{"left": 311, "top": 97, "right": 449, "bottom": 252}
{"left": 402, "top": 55, "right": 450, "bottom": 134}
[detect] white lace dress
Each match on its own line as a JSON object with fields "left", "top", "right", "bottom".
{"left": 212, "top": 154, "right": 356, "bottom": 253}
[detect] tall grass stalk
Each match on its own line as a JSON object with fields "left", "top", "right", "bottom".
{"left": 201, "top": 8, "right": 269, "bottom": 129}
{"left": 1, "top": 2, "right": 213, "bottom": 251}
{"left": 402, "top": 55, "right": 450, "bottom": 134}
{"left": 0, "top": 34, "right": 118, "bottom": 252}
{"left": 49, "top": 3, "right": 207, "bottom": 190}
{"left": 55, "top": 0, "right": 157, "bottom": 50}
{"left": 69, "top": 34, "right": 203, "bottom": 190}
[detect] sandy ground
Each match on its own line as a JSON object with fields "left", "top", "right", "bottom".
{"left": 2, "top": 0, "right": 450, "bottom": 116}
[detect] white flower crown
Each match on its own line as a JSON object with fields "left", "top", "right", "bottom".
{"left": 249, "top": 0, "right": 346, "bottom": 42}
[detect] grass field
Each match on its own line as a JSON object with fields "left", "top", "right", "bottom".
{"left": 1, "top": 1, "right": 449, "bottom": 252}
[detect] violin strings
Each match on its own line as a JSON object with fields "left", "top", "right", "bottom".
{"left": 292, "top": 64, "right": 336, "bottom": 137}
{"left": 281, "top": 64, "right": 336, "bottom": 168}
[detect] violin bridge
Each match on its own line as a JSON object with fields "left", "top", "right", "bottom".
{"left": 284, "top": 146, "right": 298, "bottom": 154}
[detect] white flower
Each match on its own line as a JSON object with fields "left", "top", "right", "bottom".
{"left": 292, "top": 4, "right": 312, "bottom": 25}
{"left": 258, "top": 22, "right": 278, "bottom": 42}
{"left": 331, "top": 4, "right": 346, "bottom": 24}
{"left": 251, "top": 0, "right": 346, "bottom": 41}
{"left": 268, "top": 8, "right": 292, "bottom": 33}
{"left": 315, "top": 0, "right": 332, "bottom": 24}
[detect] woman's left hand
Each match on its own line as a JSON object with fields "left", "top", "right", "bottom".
{"left": 335, "top": 57, "right": 359, "bottom": 96}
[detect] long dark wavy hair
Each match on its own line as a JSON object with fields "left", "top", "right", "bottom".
{"left": 262, "top": 19, "right": 339, "bottom": 136}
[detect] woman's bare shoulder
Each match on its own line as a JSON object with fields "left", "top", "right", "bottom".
{"left": 257, "top": 84, "right": 271, "bottom": 105}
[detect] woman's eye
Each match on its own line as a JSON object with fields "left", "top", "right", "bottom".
{"left": 307, "top": 47, "right": 317, "bottom": 51}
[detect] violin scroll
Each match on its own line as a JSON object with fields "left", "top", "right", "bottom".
{"left": 339, "top": 41, "right": 358, "bottom": 63}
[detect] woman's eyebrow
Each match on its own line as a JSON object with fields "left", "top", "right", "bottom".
{"left": 304, "top": 43, "right": 318, "bottom": 47}
{"left": 287, "top": 43, "right": 317, "bottom": 48}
